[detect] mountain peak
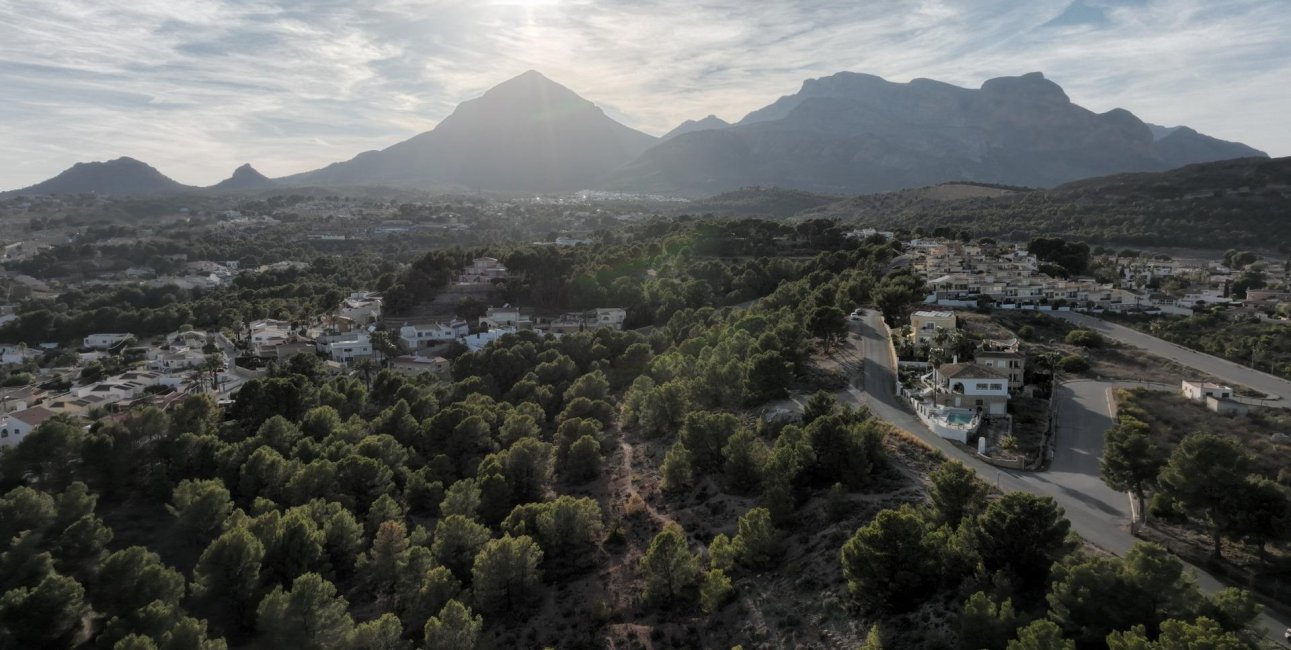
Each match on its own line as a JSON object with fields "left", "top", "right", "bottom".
{"left": 211, "top": 162, "right": 274, "bottom": 191}
{"left": 662, "top": 114, "right": 731, "bottom": 141}
{"left": 980, "top": 71, "right": 1069, "bottom": 103}
{"left": 18, "top": 157, "right": 188, "bottom": 196}
{"left": 281, "top": 69, "right": 656, "bottom": 193}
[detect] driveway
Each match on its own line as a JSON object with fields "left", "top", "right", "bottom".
{"left": 851, "top": 311, "right": 1291, "bottom": 642}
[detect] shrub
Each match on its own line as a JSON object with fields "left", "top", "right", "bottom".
{"left": 1058, "top": 354, "right": 1090, "bottom": 373}
{"left": 1064, "top": 329, "right": 1103, "bottom": 348}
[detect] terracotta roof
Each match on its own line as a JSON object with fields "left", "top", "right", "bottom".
{"left": 937, "top": 363, "right": 1008, "bottom": 380}
{"left": 9, "top": 406, "right": 57, "bottom": 427}
{"left": 975, "top": 350, "right": 1024, "bottom": 359}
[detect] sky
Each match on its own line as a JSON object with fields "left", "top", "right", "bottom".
{"left": 2, "top": 0, "right": 1289, "bottom": 189}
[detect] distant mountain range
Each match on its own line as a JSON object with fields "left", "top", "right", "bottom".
{"left": 8, "top": 70, "right": 1269, "bottom": 197}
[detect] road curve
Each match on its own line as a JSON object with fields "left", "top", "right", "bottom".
{"left": 852, "top": 311, "right": 1290, "bottom": 642}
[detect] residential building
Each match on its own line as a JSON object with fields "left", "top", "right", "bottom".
{"left": 910, "top": 311, "right": 957, "bottom": 344}
{"left": 480, "top": 305, "right": 532, "bottom": 330}
{"left": 0, "top": 406, "right": 57, "bottom": 447}
{"left": 1245, "top": 290, "right": 1291, "bottom": 308}
{"left": 249, "top": 319, "right": 294, "bottom": 346}
{"left": 336, "top": 291, "right": 383, "bottom": 327}
{"left": 459, "top": 257, "right": 509, "bottom": 284}
{"left": 594, "top": 307, "right": 627, "bottom": 330}
{"left": 325, "top": 334, "right": 373, "bottom": 364}
{"left": 0, "top": 344, "right": 39, "bottom": 366}
{"left": 1205, "top": 395, "right": 1249, "bottom": 416}
{"left": 399, "top": 320, "right": 470, "bottom": 350}
{"left": 975, "top": 350, "right": 1026, "bottom": 391}
{"left": 83, "top": 333, "right": 132, "bottom": 349}
{"left": 0, "top": 386, "right": 46, "bottom": 414}
{"left": 1181, "top": 380, "right": 1233, "bottom": 402}
{"left": 462, "top": 328, "right": 515, "bottom": 352}
{"left": 166, "top": 330, "right": 209, "bottom": 348}
{"left": 932, "top": 363, "right": 1010, "bottom": 415}
{"left": 146, "top": 346, "right": 206, "bottom": 371}
{"left": 391, "top": 355, "right": 452, "bottom": 379}
{"left": 275, "top": 342, "right": 317, "bottom": 362}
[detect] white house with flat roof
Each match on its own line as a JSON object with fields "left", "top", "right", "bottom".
{"left": 83, "top": 333, "right": 132, "bottom": 349}
{"left": 480, "top": 305, "right": 532, "bottom": 330}
{"left": 399, "top": 320, "right": 470, "bottom": 350}
{"left": 1181, "top": 380, "right": 1232, "bottom": 402}
{"left": 910, "top": 311, "right": 957, "bottom": 344}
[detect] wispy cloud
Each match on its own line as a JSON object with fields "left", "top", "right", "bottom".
{"left": 1, "top": 0, "right": 1288, "bottom": 188}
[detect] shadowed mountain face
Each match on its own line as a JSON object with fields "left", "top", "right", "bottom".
{"left": 17, "top": 157, "right": 191, "bottom": 195}
{"left": 606, "top": 71, "right": 1266, "bottom": 196}
{"left": 211, "top": 163, "right": 275, "bottom": 191}
{"left": 281, "top": 70, "right": 657, "bottom": 193}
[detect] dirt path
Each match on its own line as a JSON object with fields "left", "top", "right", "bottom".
{"left": 618, "top": 439, "right": 678, "bottom": 531}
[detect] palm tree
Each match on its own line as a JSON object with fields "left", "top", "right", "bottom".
{"left": 353, "top": 357, "right": 377, "bottom": 389}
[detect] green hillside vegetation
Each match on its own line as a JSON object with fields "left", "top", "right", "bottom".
{"left": 1111, "top": 310, "right": 1291, "bottom": 381}
{"left": 0, "top": 221, "right": 1273, "bottom": 649}
{"left": 809, "top": 157, "right": 1291, "bottom": 250}
{"left": 681, "top": 187, "right": 842, "bottom": 219}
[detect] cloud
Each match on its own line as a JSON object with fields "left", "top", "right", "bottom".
{"left": 0, "top": 0, "right": 1287, "bottom": 188}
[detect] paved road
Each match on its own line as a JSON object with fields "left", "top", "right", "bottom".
{"left": 851, "top": 312, "right": 1291, "bottom": 642}
{"left": 1051, "top": 311, "right": 1291, "bottom": 402}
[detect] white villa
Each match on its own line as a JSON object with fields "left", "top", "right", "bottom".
{"left": 0, "top": 406, "right": 56, "bottom": 447}
{"left": 399, "top": 320, "right": 470, "bottom": 350}
{"left": 459, "top": 257, "right": 510, "bottom": 284}
{"left": 480, "top": 305, "right": 532, "bottom": 330}
{"left": 931, "top": 363, "right": 1010, "bottom": 416}
{"left": 1181, "top": 380, "right": 1233, "bottom": 402}
{"left": 83, "top": 333, "right": 132, "bottom": 350}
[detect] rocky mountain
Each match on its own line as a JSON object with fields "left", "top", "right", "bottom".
{"left": 282, "top": 70, "right": 657, "bottom": 193}
{"left": 15, "top": 157, "right": 191, "bottom": 196}
{"left": 210, "top": 163, "right": 275, "bottom": 191}
{"left": 605, "top": 71, "right": 1266, "bottom": 196}
{"left": 661, "top": 115, "right": 730, "bottom": 141}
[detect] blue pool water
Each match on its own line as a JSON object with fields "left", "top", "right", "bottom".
{"left": 945, "top": 412, "right": 974, "bottom": 425}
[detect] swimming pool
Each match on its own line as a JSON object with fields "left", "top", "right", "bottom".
{"left": 944, "top": 411, "right": 974, "bottom": 426}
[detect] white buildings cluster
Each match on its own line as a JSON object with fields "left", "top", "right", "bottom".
{"left": 916, "top": 241, "right": 1150, "bottom": 313}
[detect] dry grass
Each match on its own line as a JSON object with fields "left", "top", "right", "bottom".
{"left": 1117, "top": 388, "right": 1291, "bottom": 481}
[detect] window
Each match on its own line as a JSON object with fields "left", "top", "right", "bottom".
{"left": 990, "top": 383, "right": 1003, "bottom": 390}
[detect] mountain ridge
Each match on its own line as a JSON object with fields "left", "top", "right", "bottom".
{"left": 7, "top": 70, "right": 1268, "bottom": 197}
{"left": 605, "top": 70, "right": 1264, "bottom": 196}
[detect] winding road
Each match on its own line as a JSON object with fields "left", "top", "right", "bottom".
{"left": 850, "top": 311, "right": 1291, "bottom": 642}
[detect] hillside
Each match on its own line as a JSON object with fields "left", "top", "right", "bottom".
{"left": 680, "top": 186, "right": 841, "bottom": 218}
{"left": 14, "top": 157, "right": 192, "bottom": 196}
{"left": 808, "top": 156, "right": 1291, "bottom": 249}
